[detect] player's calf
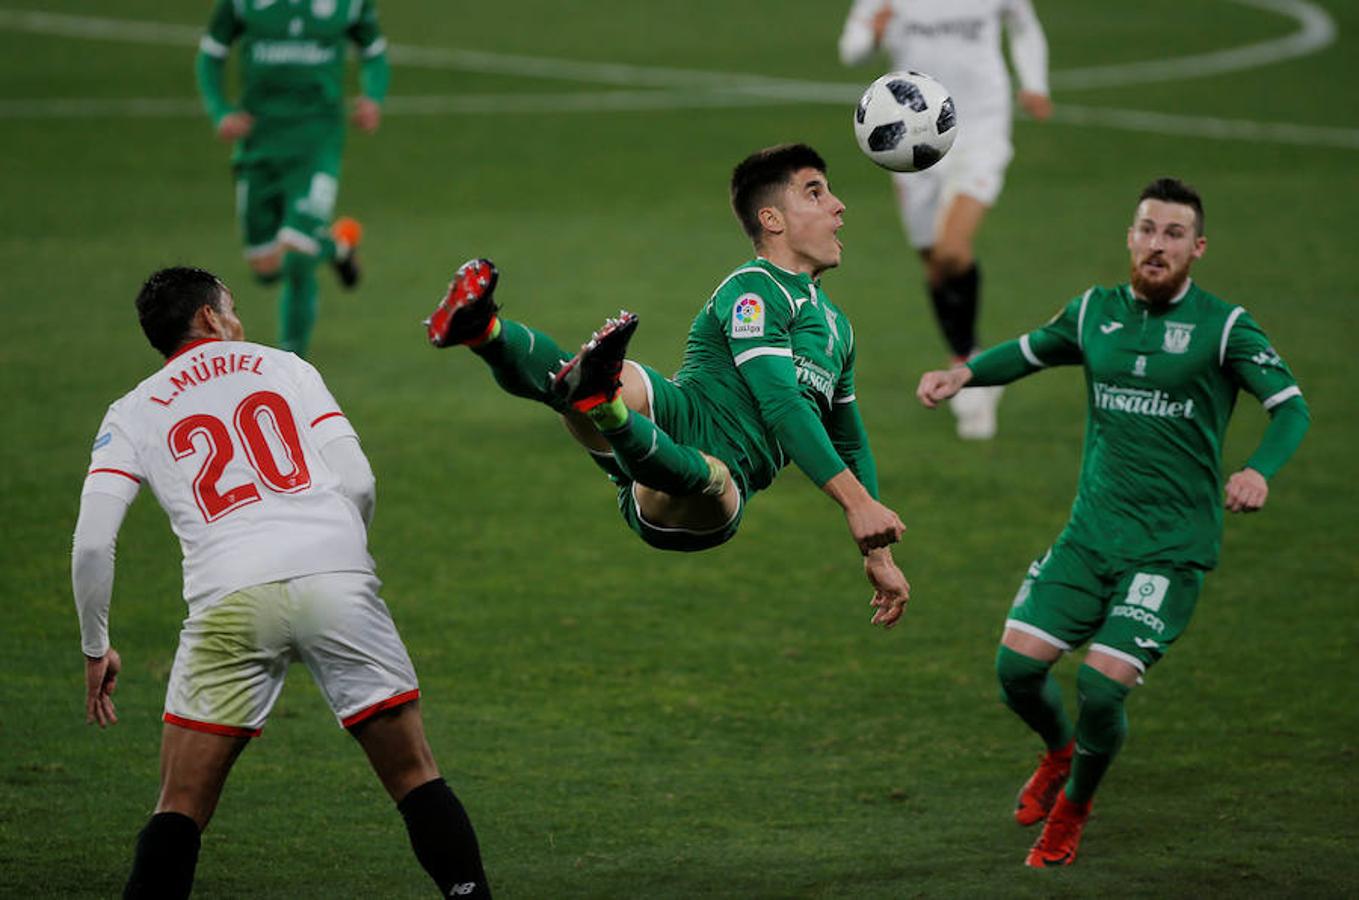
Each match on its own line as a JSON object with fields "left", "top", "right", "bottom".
{"left": 426, "top": 259, "right": 501, "bottom": 348}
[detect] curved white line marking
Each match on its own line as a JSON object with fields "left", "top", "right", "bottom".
{"left": 1050, "top": 0, "right": 1336, "bottom": 89}
{"left": 0, "top": 1, "right": 1336, "bottom": 94}
{"left": 0, "top": 4, "right": 1350, "bottom": 150}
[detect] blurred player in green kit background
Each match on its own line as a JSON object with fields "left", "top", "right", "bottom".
{"left": 196, "top": 0, "right": 389, "bottom": 357}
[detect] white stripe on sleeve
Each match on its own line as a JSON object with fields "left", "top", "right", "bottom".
{"left": 1262, "top": 385, "right": 1302, "bottom": 411}
{"left": 1076, "top": 287, "right": 1093, "bottom": 351}
{"left": 199, "top": 35, "right": 229, "bottom": 58}
{"left": 733, "top": 346, "right": 792, "bottom": 367}
{"left": 1019, "top": 334, "right": 1044, "bottom": 368}
{"left": 362, "top": 36, "right": 387, "bottom": 58}
{"left": 1220, "top": 306, "right": 1246, "bottom": 365}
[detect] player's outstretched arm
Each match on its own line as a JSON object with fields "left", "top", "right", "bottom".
{"left": 916, "top": 366, "right": 973, "bottom": 408}
{"left": 865, "top": 548, "right": 910, "bottom": 630}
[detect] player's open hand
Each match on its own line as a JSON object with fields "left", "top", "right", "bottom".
{"left": 216, "top": 112, "right": 254, "bottom": 142}
{"left": 84, "top": 647, "right": 122, "bottom": 728}
{"left": 865, "top": 549, "right": 910, "bottom": 630}
{"left": 352, "top": 97, "right": 382, "bottom": 134}
{"left": 916, "top": 367, "right": 973, "bottom": 408}
{"left": 1225, "top": 467, "right": 1269, "bottom": 513}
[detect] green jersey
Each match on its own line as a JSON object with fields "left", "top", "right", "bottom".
{"left": 672, "top": 258, "right": 878, "bottom": 498}
{"left": 969, "top": 281, "right": 1305, "bottom": 569}
{"left": 196, "top": 0, "right": 388, "bottom": 162}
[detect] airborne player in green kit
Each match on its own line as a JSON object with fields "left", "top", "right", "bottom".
{"left": 195, "top": 0, "right": 389, "bottom": 357}
{"left": 917, "top": 178, "right": 1310, "bottom": 868}
{"left": 425, "top": 144, "right": 911, "bottom": 627}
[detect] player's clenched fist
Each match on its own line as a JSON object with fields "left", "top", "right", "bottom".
{"left": 916, "top": 366, "right": 973, "bottom": 408}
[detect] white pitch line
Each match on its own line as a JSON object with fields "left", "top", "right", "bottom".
{"left": 4, "top": 93, "right": 1357, "bottom": 152}
{"left": 0, "top": 3, "right": 1352, "bottom": 150}
{"left": 1049, "top": 0, "right": 1335, "bottom": 89}
{"left": 0, "top": 1, "right": 1336, "bottom": 94}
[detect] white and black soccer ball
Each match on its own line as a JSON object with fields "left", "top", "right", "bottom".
{"left": 853, "top": 71, "right": 958, "bottom": 173}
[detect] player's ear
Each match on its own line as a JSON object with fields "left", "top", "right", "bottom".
{"left": 196, "top": 303, "right": 226, "bottom": 340}
{"left": 758, "top": 205, "right": 785, "bottom": 237}
{"left": 1192, "top": 234, "right": 1207, "bottom": 259}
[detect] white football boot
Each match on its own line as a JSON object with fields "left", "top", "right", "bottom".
{"left": 949, "top": 384, "right": 1004, "bottom": 440}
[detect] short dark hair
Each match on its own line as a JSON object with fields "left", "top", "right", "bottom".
{"left": 730, "top": 143, "right": 828, "bottom": 244}
{"left": 135, "top": 266, "right": 228, "bottom": 357}
{"left": 1139, "top": 177, "right": 1205, "bottom": 235}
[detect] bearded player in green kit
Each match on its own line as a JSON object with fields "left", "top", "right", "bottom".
{"left": 425, "top": 144, "right": 911, "bottom": 628}
{"left": 917, "top": 178, "right": 1310, "bottom": 868}
{"left": 195, "top": 0, "right": 389, "bottom": 357}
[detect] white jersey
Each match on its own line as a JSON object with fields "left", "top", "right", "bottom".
{"left": 839, "top": 0, "right": 1048, "bottom": 125}
{"left": 81, "top": 339, "right": 374, "bottom": 608}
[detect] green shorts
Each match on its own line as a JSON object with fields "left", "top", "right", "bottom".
{"left": 233, "top": 128, "right": 344, "bottom": 259}
{"left": 1006, "top": 538, "right": 1205, "bottom": 673}
{"left": 612, "top": 362, "right": 748, "bottom": 551}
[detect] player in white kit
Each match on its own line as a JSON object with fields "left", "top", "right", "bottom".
{"left": 839, "top": 0, "right": 1051, "bottom": 439}
{"left": 72, "top": 267, "right": 491, "bottom": 898}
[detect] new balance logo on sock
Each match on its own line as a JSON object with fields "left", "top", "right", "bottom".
{"left": 448, "top": 882, "right": 479, "bottom": 897}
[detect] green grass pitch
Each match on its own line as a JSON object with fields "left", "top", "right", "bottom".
{"left": 1, "top": 1, "right": 1356, "bottom": 896}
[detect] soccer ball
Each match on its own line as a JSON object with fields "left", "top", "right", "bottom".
{"left": 853, "top": 71, "right": 958, "bottom": 173}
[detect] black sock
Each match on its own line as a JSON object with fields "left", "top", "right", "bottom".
{"left": 123, "top": 811, "right": 201, "bottom": 900}
{"left": 927, "top": 262, "right": 981, "bottom": 359}
{"left": 398, "top": 778, "right": 492, "bottom": 899}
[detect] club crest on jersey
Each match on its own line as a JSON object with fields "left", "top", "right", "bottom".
{"left": 311, "top": 0, "right": 336, "bottom": 18}
{"left": 731, "top": 293, "right": 765, "bottom": 338}
{"left": 1162, "top": 321, "right": 1195, "bottom": 354}
{"left": 1133, "top": 355, "right": 1147, "bottom": 377}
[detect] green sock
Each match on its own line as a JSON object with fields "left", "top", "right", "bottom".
{"left": 597, "top": 412, "right": 712, "bottom": 496}
{"left": 996, "top": 645, "right": 1075, "bottom": 750}
{"left": 315, "top": 232, "right": 338, "bottom": 262}
{"left": 1066, "top": 664, "right": 1131, "bottom": 805}
{"left": 472, "top": 319, "right": 571, "bottom": 409}
{"left": 279, "top": 251, "right": 319, "bottom": 357}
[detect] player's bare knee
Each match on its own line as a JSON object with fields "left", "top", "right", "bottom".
{"left": 620, "top": 361, "right": 652, "bottom": 417}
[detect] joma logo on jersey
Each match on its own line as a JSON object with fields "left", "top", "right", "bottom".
{"left": 1162, "top": 321, "right": 1195, "bottom": 354}
{"left": 731, "top": 294, "right": 765, "bottom": 338}
{"left": 1093, "top": 383, "right": 1195, "bottom": 419}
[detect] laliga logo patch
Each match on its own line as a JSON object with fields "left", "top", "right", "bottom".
{"left": 731, "top": 293, "right": 765, "bottom": 338}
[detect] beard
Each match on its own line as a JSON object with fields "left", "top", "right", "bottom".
{"left": 1129, "top": 255, "right": 1191, "bottom": 306}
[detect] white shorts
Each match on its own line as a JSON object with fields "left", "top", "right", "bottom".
{"left": 164, "top": 572, "right": 419, "bottom": 737}
{"left": 891, "top": 114, "right": 1014, "bottom": 249}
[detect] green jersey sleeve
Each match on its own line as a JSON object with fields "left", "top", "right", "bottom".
{"left": 716, "top": 274, "right": 846, "bottom": 487}
{"left": 195, "top": 0, "right": 241, "bottom": 126}
{"left": 350, "top": 0, "right": 390, "bottom": 102}
{"left": 826, "top": 335, "right": 879, "bottom": 498}
{"left": 968, "top": 290, "right": 1088, "bottom": 385}
{"left": 1222, "top": 308, "right": 1310, "bottom": 478}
